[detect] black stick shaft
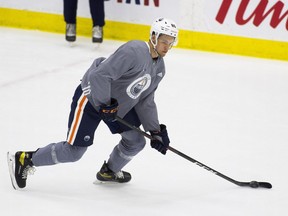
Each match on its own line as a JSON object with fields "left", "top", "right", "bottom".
{"left": 116, "top": 116, "right": 237, "bottom": 185}
{"left": 115, "top": 116, "right": 272, "bottom": 188}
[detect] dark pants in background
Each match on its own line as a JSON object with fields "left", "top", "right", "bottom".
{"left": 63, "top": 0, "right": 105, "bottom": 27}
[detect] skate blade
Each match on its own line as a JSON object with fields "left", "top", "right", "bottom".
{"left": 93, "top": 179, "right": 127, "bottom": 186}
{"left": 7, "top": 152, "right": 19, "bottom": 190}
{"left": 93, "top": 179, "right": 117, "bottom": 185}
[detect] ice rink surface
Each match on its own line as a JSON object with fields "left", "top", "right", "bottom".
{"left": 0, "top": 27, "right": 287, "bottom": 216}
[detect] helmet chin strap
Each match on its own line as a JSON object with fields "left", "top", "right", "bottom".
{"left": 150, "top": 39, "right": 159, "bottom": 57}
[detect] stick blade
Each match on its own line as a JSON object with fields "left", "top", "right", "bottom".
{"left": 258, "top": 182, "right": 272, "bottom": 189}
{"left": 249, "top": 181, "right": 272, "bottom": 189}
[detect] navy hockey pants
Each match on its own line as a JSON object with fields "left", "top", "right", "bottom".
{"left": 67, "top": 84, "right": 141, "bottom": 147}
{"left": 64, "top": 0, "right": 105, "bottom": 27}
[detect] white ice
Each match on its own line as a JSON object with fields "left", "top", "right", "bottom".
{"left": 0, "top": 27, "right": 287, "bottom": 216}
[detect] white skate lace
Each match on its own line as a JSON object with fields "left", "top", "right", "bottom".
{"left": 115, "top": 171, "right": 124, "bottom": 179}
{"left": 22, "top": 166, "right": 36, "bottom": 179}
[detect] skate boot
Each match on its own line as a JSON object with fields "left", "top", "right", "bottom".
{"left": 66, "top": 23, "right": 76, "bottom": 42}
{"left": 7, "top": 151, "right": 35, "bottom": 189}
{"left": 96, "top": 161, "right": 131, "bottom": 183}
{"left": 92, "top": 26, "right": 103, "bottom": 43}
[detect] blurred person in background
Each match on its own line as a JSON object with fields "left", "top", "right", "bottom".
{"left": 64, "top": 0, "right": 108, "bottom": 43}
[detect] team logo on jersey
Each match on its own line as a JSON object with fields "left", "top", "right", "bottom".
{"left": 126, "top": 74, "right": 151, "bottom": 99}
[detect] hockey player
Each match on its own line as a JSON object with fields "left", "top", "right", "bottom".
{"left": 7, "top": 18, "right": 179, "bottom": 189}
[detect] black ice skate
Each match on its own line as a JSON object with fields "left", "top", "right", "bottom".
{"left": 96, "top": 161, "right": 131, "bottom": 183}
{"left": 7, "top": 151, "right": 35, "bottom": 189}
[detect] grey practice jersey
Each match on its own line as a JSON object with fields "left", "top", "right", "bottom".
{"left": 81, "top": 40, "right": 166, "bottom": 131}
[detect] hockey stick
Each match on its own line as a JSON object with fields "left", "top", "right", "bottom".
{"left": 116, "top": 116, "right": 272, "bottom": 189}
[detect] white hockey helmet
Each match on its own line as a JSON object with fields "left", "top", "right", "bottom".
{"left": 150, "top": 18, "right": 179, "bottom": 47}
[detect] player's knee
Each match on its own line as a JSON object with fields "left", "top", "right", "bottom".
{"left": 136, "top": 135, "right": 146, "bottom": 152}
{"left": 120, "top": 130, "right": 146, "bottom": 156}
{"left": 62, "top": 143, "right": 87, "bottom": 162}
{"left": 70, "top": 146, "right": 87, "bottom": 162}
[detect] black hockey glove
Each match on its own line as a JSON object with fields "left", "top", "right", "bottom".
{"left": 150, "top": 124, "right": 170, "bottom": 155}
{"left": 99, "top": 98, "right": 119, "bottom": 122}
